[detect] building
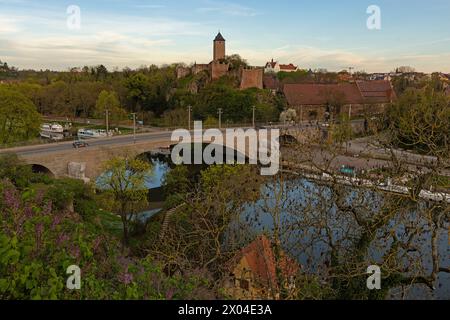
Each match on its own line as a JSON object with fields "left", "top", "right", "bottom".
{"left": 213, "top": 32, "right": 226, "bottom": 61}
{"left": 223, "top": 235, "right": 300, "bottom": 300}
{"left": 265, "top": 59, "right": 298, "bottom": 73}
{"left": 369, "top": 73, "right": 391, "bottom": 81}
{"left": 283, "top": 80, "right": 396, "bottom": 121}
{"left": 263, "top": 74, "right": 281, "bottom": 93}
{"left": 337, "top": 70, "right": 354, "bottom": 82}
{"left": 176, "top": 32, "right": 264, "bottom": 89}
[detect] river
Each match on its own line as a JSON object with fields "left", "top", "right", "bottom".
{"left": 98, "top": 154, "right": 449, "bottom": 299}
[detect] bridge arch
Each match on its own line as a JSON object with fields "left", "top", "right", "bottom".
{"left": 29, "top": 164, "right": 55, "bottom": 177}
{"left": 279, "top": 134, "right": 299, "bottom": 145}
{"left": 137, "top": 142, "right": 250, "bottom": 167}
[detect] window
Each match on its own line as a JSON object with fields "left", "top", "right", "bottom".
{"left": 239, "top": 279, "right": 250, "bottom": 291}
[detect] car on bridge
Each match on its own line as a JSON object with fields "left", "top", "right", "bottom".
{"left": 73, "top": 140, "right": 89, "bottom": 149}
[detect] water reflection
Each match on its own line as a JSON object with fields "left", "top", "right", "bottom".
{"left": 239, "top": 178, "right": 449, "bottom": 299}
{"left": 144, "top": 159, "right": 171, "bottom": 189}
{"left": 96, "top": 155, "right": 449, "bottom": 299}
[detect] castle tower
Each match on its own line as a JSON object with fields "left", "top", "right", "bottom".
{"left": 213, "top": 32, "right": 226, "bottom": 61}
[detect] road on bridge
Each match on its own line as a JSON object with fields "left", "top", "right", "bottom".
{"left": 0, "top": 118, "right": 368, "bottom": 158}
{"left": 0, "top": 131, "right": 175, "bottom": 157}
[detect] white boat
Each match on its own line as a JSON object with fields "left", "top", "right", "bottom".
{"left": 77, "top": 129, "right": 108, "bottom": 139}
{"left": 40, "top": 123, "right": 64, "bottom": 140}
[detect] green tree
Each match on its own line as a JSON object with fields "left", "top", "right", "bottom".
{"left": 0, "top": 177, "right": 211, "bottom": 299}
{"left": 0, "top": 87, "right": 41, "bottom": 145}
{"left": 0, "top": 154, "right": 34, "bottom": 189}
{"left": 224, "top": 54, "right": 248, "bottom": 70}
{"left": 387, "top": 87, "right": 450, "bottom": 158}
{"left": 124, "top": 73, "right": 151, "bottom": 112}
{"left": 94, "top": 90, "right": 127, "bottom": 126}
{"left": 194, "top": 83, "right": 254, "bottom": 123}
{"left": 162, "top": 165, "right": 191, "bottom": 207}
{"left": 162, "top": 108, "right": 188, "bottom": 127}
{"left": 98, "top": 157, "right": 152, "bottom": 246}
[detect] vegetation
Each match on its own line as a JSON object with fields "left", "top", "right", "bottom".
{"left": 0, "top": 154, "right": 211, "bottom": 299}
{"left": 94, "top": 90, "right": 127, "bottom": 126}
{"left": 0, "top": 61, "right": 448, "bottom": 300}
{"left": 0, "top": 87, "right": 42, "bottom": 145}
{"left": 97, "top": 157, "right": 152, "bottom": 246}
{"left": 193, "top": 83, "right": 282, "bottom": 123}
{"left": 0, "top": 60, "right": 283, "bottom": 136}
{"left": 386, "top": 86, "right": 450, "bottom": 158}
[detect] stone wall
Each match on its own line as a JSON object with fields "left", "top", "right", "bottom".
{"left": 240, "top": 68, "right": 264, "bottom": 90}
{"left": 292, "top": 103, "right": 389, "bottom": 121}
{"left": 19, "top": 140, "right": 173, "bottom": 180}
{"left": 192, "top": 64, "right": 209, "bottom": 75}
{"left": 213, "top": 40, "right": 226, "bottom": 61}
{"left": 211, "top": 62, "right": 230, "bottom": 81}
{"left": 176, "top": 67, "right": 191, "bottom": 79}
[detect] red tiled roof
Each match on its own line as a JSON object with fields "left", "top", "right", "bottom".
{"left": 356, "top": 80, "right": 396, "bottom": 103}
{"left": 266, "top": 61, "right": 277, "bottom": 69}
{"left": 279, "top": 64, "right": 297, "bottom": 71}
{"left": 230, "top": 235, "right": 299, "bottom": 288}
{"left": 283, "top": 80, "right": 396, "bottom": 106}
{"left": 283, "top": 83, "right": 364, "bottom": 106}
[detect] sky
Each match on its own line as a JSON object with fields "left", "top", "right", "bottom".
{"left": 1, "top": 0, "right": 450, "bottom": 73}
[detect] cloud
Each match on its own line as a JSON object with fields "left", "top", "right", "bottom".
{"left": 231, "top": 44, "right": 450, "bottom": 73}
{"left": 1, "top": 2, "right": 449, "bottom": 73}
{"left": 0, "top": 15, "right": 22, "bottom": 33}
{"left": 0, "top": 6, "right": 210, "bottom": 69}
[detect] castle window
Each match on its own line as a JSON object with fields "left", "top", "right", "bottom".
{"left": 239, "top": 279, "right": 250, "bottom": 291}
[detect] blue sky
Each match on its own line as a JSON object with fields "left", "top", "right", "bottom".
{"left": 1, "top": 0, "right": 450, "bottom": 72}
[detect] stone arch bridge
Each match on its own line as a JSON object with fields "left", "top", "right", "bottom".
{"left": 1, "top": 127, "right": 318, "bottom": 182}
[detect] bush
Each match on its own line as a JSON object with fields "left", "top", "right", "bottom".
{"left": 0, "top": 154, "right": 34, "bottom": 189}
{"left": 0, "top": 180, "right": 211, "bottom": 299}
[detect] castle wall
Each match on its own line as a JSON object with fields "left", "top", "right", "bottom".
{"left": 193, "top": 64, "right": 209, "bottom": 75}
{"left": 292, "top": 103, "right": 388, "bottom": 121}
{"left": 240, "top": 68, "right": 264, "bottom": 90}
{"left": 176, "top": 67, "right": 191, "bottom": 79}
{"left": 211, "top": 62, "right": 230, "bottom": 80}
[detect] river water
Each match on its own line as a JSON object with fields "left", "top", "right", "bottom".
{"left": 240, "top": 178, "right": 449, "bottom": 299}
{"left": 99, "top": 156, "right": 449, "bottom": 299}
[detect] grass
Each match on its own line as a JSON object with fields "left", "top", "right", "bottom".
{"left": 97, "top": 210, "right": 123, "bottom": 237}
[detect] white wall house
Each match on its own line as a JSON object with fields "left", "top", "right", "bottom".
{"left": 265, "top": 59, "right": 298, "bottom": 73}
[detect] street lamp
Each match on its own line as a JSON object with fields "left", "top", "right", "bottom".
{"left": 218, "top": 108, "right": 223, "bottom": 129}
{"left": 105, "top": 108, "right": 110, "bottom": 137}
{"left": 252, "top": 105, "right": 256, "bottom": 128}
{"left": 130, "top": 113, "right": 137, "bottom": 144}
{"left": 187, "top": 106, "right": 192, "bottom": 131}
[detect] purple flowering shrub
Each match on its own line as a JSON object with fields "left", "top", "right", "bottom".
{"left": 0, "top": 179, "right": 211, "bottom": 300}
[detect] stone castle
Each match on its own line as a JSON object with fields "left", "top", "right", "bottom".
{"left": 176, "top": 32, "right": 264, "bottom": 90}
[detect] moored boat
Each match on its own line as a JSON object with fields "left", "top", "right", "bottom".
{"left": 40, "top": 123, "right": 64, "bottom": 140}
{"left": 77, "top": 128, "right": 108, "bottom": 139}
